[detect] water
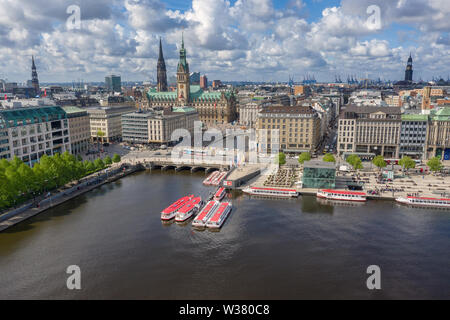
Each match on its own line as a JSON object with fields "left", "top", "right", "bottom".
{"left": 0, "top": 170, "right": 449, "bottom": 299}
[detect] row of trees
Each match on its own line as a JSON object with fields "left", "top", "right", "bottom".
{"left": 0, "top": 152, "right": 121, "bottom": 210}
{"left": 277, "top": 151, "right": 444, "bottom": 173}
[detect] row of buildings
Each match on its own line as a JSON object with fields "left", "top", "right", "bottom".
{"left": 337, "top": 105, "right": 450, "bottom": 160}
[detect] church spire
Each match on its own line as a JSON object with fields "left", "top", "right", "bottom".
{"left": 31, "top": 55, "right": 40, "bottom": 96}
{"left": 157, "top": 37, "right": 167, "bottom": 92}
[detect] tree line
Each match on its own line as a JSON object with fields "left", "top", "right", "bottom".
{"left": 0, "top": 152, "right": 121, "bottom": 210}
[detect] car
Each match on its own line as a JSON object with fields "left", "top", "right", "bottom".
{"left": 103, "top": 143, "right": 110, "bottom": 147}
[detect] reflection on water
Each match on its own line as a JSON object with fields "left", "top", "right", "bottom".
{"left": 0, "top": 170, "right": 449, "bottom": 299}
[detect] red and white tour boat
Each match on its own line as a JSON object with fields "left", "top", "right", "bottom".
{"left": 203, "top": 171, "right": 220, "bottom": 186}
{"left": 317, "top": 189, "right": 367, "bottom": 202}
{"left": 213, "top": 187, "right": 227, "bottom": 201}
{"left": 206, "top": 202, "right": 232, "bottom": 229}
{"left": 395, "top": 196, "right": 450, "bottom": 208}
{"left": 192, "top": 200, "right": 219, "bottom": 228}
{"left": 161, "top": 195, "right": 194, "bottom": 220}
{"left": 210, "top": 171, "right": 227, "bottom": 186}
{"left": 242, "top": 186, "right": 298, "bottom": 198}
{"left": 175, "top": 196, "right": 203, "bottom": 222}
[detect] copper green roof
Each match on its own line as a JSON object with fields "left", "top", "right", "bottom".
{"left": 432, "top": 107, "right": 450, "bottom": 121}
{"left": 0, "top": 106, "right": 67, "bottom": 128}
{"left": 401, "top": 113, "right": 429, "bottom": 121}
{"left": 147, "top": 85, "right": 234, "bottom": 103}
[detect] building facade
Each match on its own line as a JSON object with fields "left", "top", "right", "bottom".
{"left": 0, "top": 106, "right": 70, "bottom": 165}
{"left": 62, "top": 106, "right": 90, "bottom": 155}
{"left": 121, "top": 107, "right": 199, "bottom": 145}
{"left": 147, "top": 37, "right": 237, "bottom": 126}
{"left": 400, "top": 114, "right": 428, "bottom": 160}
{"left": 337, "top": 106, "right": 402, "bottom": 158}
{"left": 427, "top": 107, "right": 450, "bottom": 160}
{"left": 257, "top": 106, "right": 321, "bottom": 154}
{"left": 87, "top": 105, "right": 135, "bottom": 143}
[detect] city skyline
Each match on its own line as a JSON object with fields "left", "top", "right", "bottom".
{"left": 0, "top": 0, "right": 449, "bottom": 83}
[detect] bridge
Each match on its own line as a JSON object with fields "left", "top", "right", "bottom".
{"left": 122, "top": 153, "right": 231, "bottom": 173}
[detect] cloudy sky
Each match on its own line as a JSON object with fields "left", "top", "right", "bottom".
{"left": 0, "top": 0, "right": 449, "bottom": 83}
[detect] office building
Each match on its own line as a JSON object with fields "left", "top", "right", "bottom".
{"left": 0, "top": 106, "right": 70, "bottom": 165}
{"left": 105, "top": 75, "right": 122, "bottom": 93}
{"left": 61, "top": 106, "right": 91, "bottom": 155}
{"left": 257, "top": 106, "right": 321, "bottom": 154}
{"left": 337, "top": 105, "right": 402, "bottom": 158}
{"left": 87, "top": 105, "right": 135, "bottom": 143}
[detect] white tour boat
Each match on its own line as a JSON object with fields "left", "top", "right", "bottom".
{"left": 161, "top": 195, "right": 194, "bottom": 220}
{"left": 242, "top": 186, "right": 298, "bottom": 198}
{"left": 192, "top": 200, "right": 219, "bottom": 228}
{"left": 395, "top": 196, "right": 450, "bottom": 208}
{"left": 175, "top": 197, "right": 203, "bottom": 222}
{"left": 206, "top": 202, "right": 232, "bottom": 229}
{"left": 317, "top": 189, "right": 367, "bottom": 202}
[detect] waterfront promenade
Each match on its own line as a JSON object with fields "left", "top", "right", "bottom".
{"left": 0, "top": 164, "right": 140, "bottom": 232}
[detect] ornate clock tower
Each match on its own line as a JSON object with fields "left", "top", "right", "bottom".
{"left": 177, "top": 33, "right": 190, "bottom": 104}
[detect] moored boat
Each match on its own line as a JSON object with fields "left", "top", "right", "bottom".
{"left": 242, "top": 186, "right": 298, "bottom": 198}
{"left": 213, "top": 187, "right": 227, "bottom": 201}
{"left": 175, "top": 197, "right": 203, "bottom": 222}
{"left": 192, "top": 200, "right": 219, "bottom": 227}
{"left": 203, "top": 171, "right": 220, "bottom": 186}
{"left": 317, "top": 189, "right": 367, "bottom": 202}
{"left": 206, "top": 202, "right": 232, "bottom": 229}
{"left": 395, "top": 196, "right": 450, "bottom": 208}
{"left": 161, "top": 195, "right": 194, "bottom": 220}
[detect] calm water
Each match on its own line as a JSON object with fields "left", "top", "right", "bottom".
{"left": 0, "top": 170, "right": 449, "bottom": 299}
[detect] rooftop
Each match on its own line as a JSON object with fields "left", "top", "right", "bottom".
{"left": 0, "top": 106, "right": 67, "bottom": 128}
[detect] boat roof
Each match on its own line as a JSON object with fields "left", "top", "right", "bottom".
{"left": 209, "top": 202, "right": 230, "bottom": 223}
{"left": 408, "top": 196, "right": 450, "bottom": 201}
{"left": 178, "top": 197, "right": 201, "bottom": 213}
{"left": 251, "top": 187, "right": 297, "bottom": 192}
{"left": 215, "top": 187, "right": 225, "bottom": 196}
{"left": 196, "top": 201, "right": 216, "bottom": 220}
{"left": 162, "top": 195, "right": 192, "bottom": 213}
{"left": 321, "top": 189, "right": 366, "bottom": 196}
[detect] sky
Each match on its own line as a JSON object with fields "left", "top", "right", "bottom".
{"left": 0, "top": 0, "right": 449, "bottom": 83}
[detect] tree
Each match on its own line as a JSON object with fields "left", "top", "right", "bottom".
{"left": 298, "top": 152, "right": 311, "bottom": 164}
{"left": 84, "top": 161, "right": 96, "bottom": 174}
{"left": 276, "top": 152, "right": 286, "bottom": 165}
{"left": 97, "top": 130, "right": 106, "bottom": 144}
{"left": 346, "top": 154, "right": 363, "bottom": 170}
{"left": 94, "top": 158, "right": 105, "bottom": 170}
{"left": 427, "top": 157, "right": 442, "bottom": 173}
{"left": 104, "top": 156, "right": 112, "bottom": 166}
{"left": 112, "top": 154, "right": 121, "bottom": 163}
{"left": 323, "top": 153, "right": 336, "bottom": 163}
{"left": 398, "top": 156, "right": 416, "bottom": 171}
{"left": 372, "top": 155, "right": 387, "bottom": 170}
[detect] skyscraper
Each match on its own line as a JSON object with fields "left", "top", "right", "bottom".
{"left": 157, "top": 37, "right": 168, "bottom": 92}
{"left": 105, "top": 74, "right": 121, "bottom": 93}
{"left": 405, "top": 53, "right": 413, "bottom": 82}
{"left": 31, "top": 56, "right": 40, "bottom": 96}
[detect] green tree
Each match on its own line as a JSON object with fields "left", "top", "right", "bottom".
{"left": 398, "top": 156, "right": 416, "bottom": 171}
{"left": 84, "top": 161, "right": 96, "bottom": 174}
{"left": 346, "top": 154, "right": 363, "bottom": 170}
{"left": 112, "top": 154, "right": 121, "bottom": 163}
{"left": 94, "top": 158, "right": 105, "bottom": 170}
{"left": 298, "top": 152, "right": 311, "bottom": 164}
{"left": 323, "top": 153, "right": 336, "bottom": 163}
{"left": 427, "top": 157, "right": 442, "bottom": 173}
{"left": 104, "top": 156, "right": 112, "bottom": 166}
{"left": 97, "top": 130, "right": 105, "bottom": 144}
{"left": 372, "top": 155, "right": 387, "bottom": 170}
{"left": 276, "top": 152, "right": 286, "bottom": 165}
